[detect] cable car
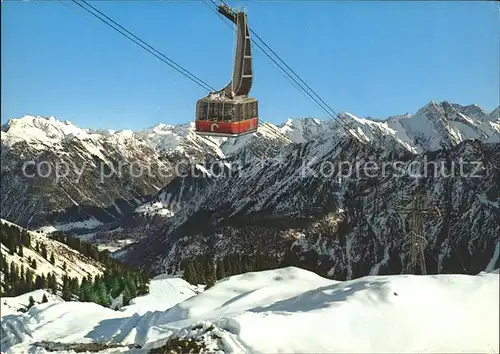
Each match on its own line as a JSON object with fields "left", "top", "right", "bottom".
{"left": 195, "top": 5, "right": 258, "bottom": 137}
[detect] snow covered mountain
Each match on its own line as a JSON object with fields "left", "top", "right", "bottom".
{"left": 1, "top": 101, "right": 499, "bottom": 273}
{"left": 119, "top": 134, "right": 500, "bottom": 278}
{"left": 0, "top": 115, "right": 293, "bottom": 232}
{"left": 1, "top": 101, "right": 497, "bottom": 235}
{"left": 280, "top": 102, "right": 499, "bottom": 152}
{"left": 2, "top": 267, "right": 498, "bottom": 353}
{"left": 1, "top": 101, "right": 499, "bottom": 352}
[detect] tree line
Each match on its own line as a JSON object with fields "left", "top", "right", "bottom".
{"left": 181, "top": 253, "right": 284, "bottom": 287}
{"left": 180, "top": 249, "right": 330, "bottom": 288}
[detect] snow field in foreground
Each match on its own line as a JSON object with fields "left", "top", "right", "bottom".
{"left": 1, "top": 267, "right": 498, "bottom": 353}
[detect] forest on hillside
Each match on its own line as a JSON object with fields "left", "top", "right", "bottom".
{"left": 0, "top": 223, "right": 149, "bottom": 308}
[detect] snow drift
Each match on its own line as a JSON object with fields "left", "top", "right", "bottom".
{"left": 1, "top": 289, "right": 62, "bottom": 317}
{"left": 1, "top": 267, "right": 498, "bottom": 353}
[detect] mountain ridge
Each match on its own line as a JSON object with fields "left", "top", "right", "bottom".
{"left": 1, "top": 100, "right": 499, "bottom": 268}
{"left": 2, "top": 100, "right": 498, "bottom": 152}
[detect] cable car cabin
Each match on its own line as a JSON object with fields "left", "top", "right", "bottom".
{"left": 195, "top": 97, "right": 258, "bottom": 137}
{"left": 194, "top": 6, "right": 259, "bottom": 138}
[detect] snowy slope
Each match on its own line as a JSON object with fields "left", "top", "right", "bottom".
{"left": 280, "top": 102, "right": 500, "bottom": 153}
{"left": 1, "top": 274, "right": 201, "bottom": 351}
{"left": 122, "top": 273, "right": 203, "bottom": 315}
{"left": 136, "top": 122, "right": 225, "bottom": 158}
{"left": 1, "top": 289, "right": 63, "bottom": 317}
{"left": 0, "top": 219, "right": 105, "bottom": 293}
{"left": 279, "top": 117, "right": 326, "bottom": 143}
{"left": 1, "top": 116, "right": 87, "bottom": 150}
{"left": 1, "top": 267, "right": 498, "bottom": 353}
{"left": 1, "top": 115, "right": 289, "bottom": 161}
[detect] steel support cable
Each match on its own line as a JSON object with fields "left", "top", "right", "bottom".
{"left": 216, "top": 0, "right": 358, "bottom": 136}
{"left": 76, "top": 0, "right": 215, "bottom": 91}
{"left": 205, "top": 0, "right": 326, "bottom": 108}
{"left": 247, "top": 28, "right": 363, "bottom": 140}
{"left": 68, "top": 0, "right": 215, "bottom": 92}
{"left": 218, "top": 0, "right": 333, "bottom": 112}
{"left": 203, "top": 0, "right": 293, "bottom": 90}
{"left": 208, "top": 0, "right": 363, "bottom": 143}
{"left": 204, "top": 0, "right": 346, "bottom": 135}
{"left": 247, "top": 31, "right": 364, "bottom": 142}
{"left": 57, "top": 0, "right": 95, "bottom": 23}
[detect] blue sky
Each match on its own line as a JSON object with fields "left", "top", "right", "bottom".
{"left": 2, "top": 0, "right": 498, "bottom": 131}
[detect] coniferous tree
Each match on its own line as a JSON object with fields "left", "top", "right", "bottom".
{"left": 62, "top": 275, "right": 72, "bottom": 301}
{"left": 19, "top": 264, "right": 25, "bottom": 293}
{"left": 21, "top": 230, "right": 31, "bottom": 247}
{"left": 216, "top": 261, "right": 226, "bottom": 280}
{"left": 70, "top": 277, "right": 80, "bottom": 295}
{"left": 49, "top": 253, "right": 55, "bottom": 265}
{"left": 35, "top": 275, "right": 46, "bottom": 290}
{"left": 3, "top": 283, "right": 10, "bottom": 297}
{"left": 96, "top": 280, "right": 109, "bottom": 306}
{"left": 9, "top": 262, "right": 17, "bottom": 285}
{"left": 42, "top": 294, "right": 49, "bottom": 303}
{"left": 223, "top": 256, "right": 232, "bottom": 276}
{"left": 248, "top": 255, "right": 256, "bottom": 272}
{"left": 41, "top": 244, "right": 48, "bottom": 259}
{"left": 15, "top": 264, "right": 20, "bottom": 281}
{"left": 184, "top": 261, "right": 198, "bottom": 285}
{"left": 193, "top": 258, "right": 206, "bottom": 284}
{"left": 25, "top": 269, "right": 34, "bottom": 292}
{"left": 233, "top": 254, "right": 243, "bottom": 274}
{"left": 204, "top": 256, "right": 216, "bottom": 285}
{"left": 49, "top": 273, "right": 58, "bottom": 294}
{"left": 122, "top": 284, "right": 133, "bottom": 306}
{"left": 3, "top": 259, "right": 10, "bottom": 283}
{"left": 7, "top": 234, "right": 16, "bottom": 254}
{"left": 31, "top": 259, "right": 37, "bottom": 269}
{"left": 28, "top": 296, "right": 36, "bottom": 310}
{"left": 135, "top": 272, "right": 149, "bottom": 296}
{"left": 108, "top": 277, "right": 121, "bottom": 298}
{"left": 124, "top": 274, "right": 136, "bottom": 297}
{"left": 79, "top": 278, "right": 90, "bottom": 302}
{"left": 87, "top": 289, "right": 99, "bottom": 303}
{"left": 46, "top": 274, "right": 53, "bottom": 292}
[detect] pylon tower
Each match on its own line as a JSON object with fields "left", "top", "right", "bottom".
{"left": 395, "top": 193, "right": 442, "bottom": 275}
